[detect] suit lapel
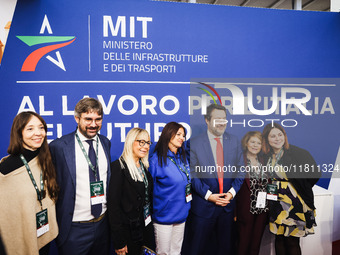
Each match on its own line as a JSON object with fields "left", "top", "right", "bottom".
{"left": 121, "top": 159, "right": 145, "bottom": 197}
{"left": 202, "top": 133, "right": 219, "bottom": 180}
{"left": 98, "top": 135, "right": 111, "bottom": 184}
{"left": 63, "top": 132, "right": 77, "bottom": 187}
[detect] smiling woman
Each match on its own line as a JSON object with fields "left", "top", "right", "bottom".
{"left": 148, "top": 122, "right": 191, "bottom": 255}
{"left": 0, "top": 111, "right": 58, "bottom": 255}
{"left": 236, "top": 131, "right": 269, "bottom": 255}
{"left": 22, "top": 115, "right": 46, "bottom": 151}
{"left": 262, "top": 123, "right": 321, "bottom": 255}
{"left": 108, "top": 127, "right": 155, "bottom": 255}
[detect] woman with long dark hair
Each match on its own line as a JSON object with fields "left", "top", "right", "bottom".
{"left": 0, "top": 111, "right": 58, "bottom": 255}
{"left": 262, "top": 123, "right": 321, "bottom": 255}
{"left": 149, "top": 122, "right": 191, "bottom": 255}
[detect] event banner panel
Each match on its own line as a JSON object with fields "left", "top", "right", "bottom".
{"left": 0, "top": 0, "right": 339, "bottom": 187}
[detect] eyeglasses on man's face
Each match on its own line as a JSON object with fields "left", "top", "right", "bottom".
{"left": 80, "top": 117, "right": 103, "bottom": 125}
{"left": 136, "top": 140, "right": 152, "bottom": 147}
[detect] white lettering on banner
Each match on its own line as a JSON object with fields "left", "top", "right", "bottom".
{"left": 114, "top": 123, "right": 131, "bottom": 142}
{"left": 103, "top": 16, "right": 152, "bottom": 38}
{"left": 141, "top": 96, "right": 157, "bottom": 115}
{"left": 103, "top": 52, "right": 130, "bottom": 61}
{"left": 39, "top": 96, "right": 53, "bottom": 116}
{"left": 103, "top": 40, "right": 153, "bottom": 50}
{"left": 154, "top": 123, "right": 166, "bottom": 142}
{"left": 18, "top": 95, "right": 183, "bottom": 116}
{"left": 127, "top": 64, "right": 176, "bottom": 73}
{"left": 18, "top": 96, "right": 36, "bottom": 114}
{"left": 62, "top": 95, "right": 74, "bottom": 115}
{"left": 103, "top": 64, "right": 126, "bottom": 72}
{"left": 117, "top": 95, "right": 139, "bottom": 115}
{"left": 17, "top": 94, "right": 334, "bottom": 119}
{"left": 97, "top": 95, "right": 116, "bottom": 115}
{"left": 45, "top": 122, "right": 191, "bottom": 143}
{"left": 132, "top": 53, "right": 208, "bottom": 63}
{"left": 159, "top": 96, "right": 180, "bottom": 115}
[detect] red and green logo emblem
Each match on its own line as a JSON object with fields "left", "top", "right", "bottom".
{"left": 17, "top": 15, "right": 76, "bottom": 72}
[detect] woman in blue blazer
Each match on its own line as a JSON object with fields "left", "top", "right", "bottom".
{"left": 149, "top": 122, "right": 191, "bottom": 255}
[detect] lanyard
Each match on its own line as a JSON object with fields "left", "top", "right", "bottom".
{"left": 267, "top": 147, "right": 284, "bottom": 179}
{"left": 247, "top": 158, "right": 264, "bottom": 180}
{"left": 20, "top": 154, "right": 44, "bottom": 209}
{"left": 138, "top": 160, "right": 150, "bottom": 203}
{"left": 75, "top": 133, "right": 99, "bottom": 180}
{"left": 167, "top": 156, "right": 190, "bottom": 183}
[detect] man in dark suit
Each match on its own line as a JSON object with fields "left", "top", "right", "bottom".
{"left": 182, "top": 104, "right": 244, "bottom": 255}
{"left": 49, "top": 98, "right": 111, "bottom": 255}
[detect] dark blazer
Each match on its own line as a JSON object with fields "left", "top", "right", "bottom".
{"left": 264, "top": 144, "right": 321, "bottom": 210}
{"left": 49, "top": 131, "right": 111, "bottom": 247}
{"left": 190, "top": 131, "right": 245, "bottom": 218}
{"left": 108, "top": 158, "right": 153, "bottom": 250}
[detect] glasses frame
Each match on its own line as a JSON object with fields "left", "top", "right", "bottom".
{"left": 136, "top": 139, "right": 152, "bottom": 147}
{"left": 80, "top": 117, "right": 103, "bottom": 125}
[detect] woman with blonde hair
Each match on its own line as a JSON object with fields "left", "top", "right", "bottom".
{"left": 108, "top": 128, "right": 155, "bottom": 255}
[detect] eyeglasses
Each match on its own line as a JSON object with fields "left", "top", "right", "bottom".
{"left": 136, "top": 140, "right": 152, "bottom": 147}
{"left": 80, "top": 117, "right": 103, "bottom": 125}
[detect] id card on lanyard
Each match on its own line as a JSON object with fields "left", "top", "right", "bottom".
{"left": 266, "top": 183, "right": 278, "bottom": 201}
{"left": 36, "top": 209, "right": 49, "bottom": 237}
{"left": 138, "top": 160, "right": 152, "bottom": 226}
{"left": 76, "top": 134, "right": 106, "bottom": 204}
{"left": 167, "top": 156, "right": 192, "bottom": 203}
{"left": 143, "top": 203, "right": 151, "bottom": 226}
{"left": 20, "top": 154, "right": 49, "bottom": 237}
{"left": 90, "top": 181, "right": 106, "bottom": 204}
{"left": 256, "top": 191, "right": 267, "bottom": 208}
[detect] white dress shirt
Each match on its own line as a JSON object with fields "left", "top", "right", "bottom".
{"left": 72, "top": 129, "right": 108, "bottom": 221}
{"left": 204, "top": 130, "right": 236, "bottom": 200}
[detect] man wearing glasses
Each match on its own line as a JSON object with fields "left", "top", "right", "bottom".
{"left": 50, "top": 98, "right": 111, "bottom": 255}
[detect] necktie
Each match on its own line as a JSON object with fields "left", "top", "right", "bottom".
{"left": 86, "top": 139, "right": 102, "bottom": 218}
{"left": 214, "top": 137, "right": 224, "bottom": 194}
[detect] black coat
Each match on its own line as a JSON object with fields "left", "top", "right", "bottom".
{"left": 107, "top": 158, "right": 153, "bottom": 250}
{"left": 264, "top": 145, "right": 321, "bottom": 210}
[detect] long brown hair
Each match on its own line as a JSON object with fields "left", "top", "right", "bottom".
{"left": 154, "top": 122, "right": 187, "bottom": 167}
{"left": 8, "top": 111, "right": 59, "bottom": 201}
{"left": 262, "top": 122, "right": 289, "bottom": 154}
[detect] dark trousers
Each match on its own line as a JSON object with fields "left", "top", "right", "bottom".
{"left": 237, "top": 211, "right": 267, "bottom": 255}
{"left": 182, "top": 207, "right": 234, "bottom": 255}
{"left": 58, "top": 215, "right": 110, "bottom": 255}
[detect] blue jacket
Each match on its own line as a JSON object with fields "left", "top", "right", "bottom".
{"left": 149, "top": 149, "right": 191, "bottom": 224}
{"left": 49, "top": 131, "right": 111, "bottom": 246}
{"left": 190, "top": 131, "right": 244, "bottom": 218}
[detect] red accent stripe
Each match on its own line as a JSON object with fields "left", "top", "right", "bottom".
{"left": 21, "top": 38, "right": 76, "bottom": 72}
{"left": 199, "top": 82, "right": 223, "bottom": 105}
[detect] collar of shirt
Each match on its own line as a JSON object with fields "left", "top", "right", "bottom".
{"left": 76, "top": 129, "right": 98, "bottom": 144}
{"left": 207, "top": 129, "right": 224, "bottom": 144}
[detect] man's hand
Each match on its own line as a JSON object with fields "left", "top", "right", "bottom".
{"left": 208, "top": 192, "right": 232, "bottom": 207}
{"left": 115, "top": 245, "right": 128, "bottom": 255}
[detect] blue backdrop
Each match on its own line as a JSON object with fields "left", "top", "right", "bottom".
{"left": 0, "top": 0, "right": 339, "bottom": 188}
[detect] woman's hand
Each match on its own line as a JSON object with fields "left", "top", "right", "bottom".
{"left": 115, "top": 245, "right": 128, "bottom": 255}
